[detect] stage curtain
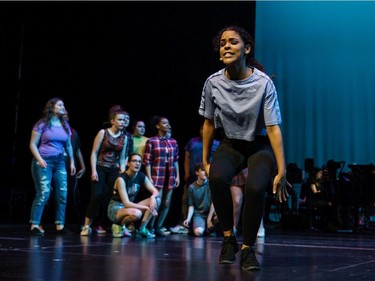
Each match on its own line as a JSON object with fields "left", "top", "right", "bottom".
{"left": 255, "top": 1, "right": 375, "bottom": 169}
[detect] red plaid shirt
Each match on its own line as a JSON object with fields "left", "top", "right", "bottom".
{"left": 143, "top": 136, "right": 179, "bottom": 189}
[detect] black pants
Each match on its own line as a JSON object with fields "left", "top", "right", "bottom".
{"left": 209, "top": 136, "right": 275, "bottom": 246}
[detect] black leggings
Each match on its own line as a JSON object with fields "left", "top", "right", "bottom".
{"left": 209, "top": 136, "right": 275, "bottom": 246}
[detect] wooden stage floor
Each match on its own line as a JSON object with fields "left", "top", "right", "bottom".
{"left": 1, "top": 224, "right": 375, "bottom": 281}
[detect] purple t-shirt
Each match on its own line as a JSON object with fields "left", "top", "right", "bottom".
{"left": 33, "top": 121, "right": 71, "bottom": 158}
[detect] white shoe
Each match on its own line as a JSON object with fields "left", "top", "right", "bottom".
{"left": 123, "top": 225, "right": 132, "bottom": 237}
{"left": 257, "top": 227, "right": 265, "bottom": 238}
{"left": 80, "top": 226, "right": 92, "bottom": 236}
{"left": 170, "top": 225, "right": 187, "bottom": 234}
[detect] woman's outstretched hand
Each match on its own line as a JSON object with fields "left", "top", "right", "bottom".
{"left": 273, "top": 173, "right": 293, "bottom": 203}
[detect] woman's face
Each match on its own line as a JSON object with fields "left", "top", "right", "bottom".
{"left": 157, "top": 118, "right": 171, "bottom": 134}
{"left": 219, "top": 30, "right": 250, "bottom": 65}
{"left": 123, "top": 114, "right": 130, "bottom": 128}
{"left": 128, "top": 155, "right": 142, "bottom": 172}
{"left": 111, "top": 113, "right": 126, "bottom": 131}
{"left": 53, "top": 100, "right": 65, "bottom": 116}
{"left": 134, "top": 121, "right": 146, "bottom": 137}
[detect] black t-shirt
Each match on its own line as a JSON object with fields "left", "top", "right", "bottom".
{"left": 111, "top": 172, "right": 146, "bottom": 203}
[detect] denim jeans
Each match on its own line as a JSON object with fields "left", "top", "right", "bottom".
{"left": 107, "top": 199, "right": 124, "bottom": 223}
{"left": 30, "top": 154, "right": 68, "bottom": 225}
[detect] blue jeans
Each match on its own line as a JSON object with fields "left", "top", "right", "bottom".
{"left": 30, "top": 154, "right": 68, "bottom": 225}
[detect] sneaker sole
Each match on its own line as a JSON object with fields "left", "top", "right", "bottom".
{"left": 241, "top": 264, "right": 261, "bottom": 271}
{"left": 219, "top": 258, "right": 236, "bottom": 264}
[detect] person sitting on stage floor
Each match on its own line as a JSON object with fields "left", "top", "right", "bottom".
{"left": 183, "top": 163, "right": 218, "bottom": 237}
{"left": 107, "top": 153, "right": 161, "bottom": 238}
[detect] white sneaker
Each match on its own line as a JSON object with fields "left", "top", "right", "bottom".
{"left": 257, "top": 227, "right": 265, "bottom": 238}
{"left": 123, "top": 225, "right": 132, "bottom": 237}
{"left": 80, "top": 226, "right": 92, "bottom": 236}
{"left": 170, "top": 225, "right": 187, "bottom": 234}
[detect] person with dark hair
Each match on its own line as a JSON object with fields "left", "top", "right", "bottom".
{"left": 29, "top": 97, "right": 76, "bottom": 235}
{"left": 143, "top": 115, "right": 180, "bottom": 236}
{"left": 108, "top": 153, "right": 160, "bottom": 238}
{"left": 183, "top": 163, "right": 218, "bottom": 237}
{"left": 80, "top": 105, "right": 129, "bottom": 236}
{"left": 170, "top": 124, "right": 220, "bottom": 234}
{"left": 199, "top": 25, "right": 291, "bottom": 270}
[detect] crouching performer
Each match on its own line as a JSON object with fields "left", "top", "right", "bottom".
{"left": 108, "top": 152, "right": 160, "bottom": 238}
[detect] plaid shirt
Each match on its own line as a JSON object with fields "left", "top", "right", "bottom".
{"left": 143, "top": 136, "right": 179, "bottom": 189}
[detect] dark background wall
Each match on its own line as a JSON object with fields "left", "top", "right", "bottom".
{"left": 0, "top": 2, "right": 256, "bottom": 224}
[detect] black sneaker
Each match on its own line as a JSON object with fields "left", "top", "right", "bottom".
{"left": 30, "top": 227, "right": 44, "bottom": 236}
{"left": 219, "top": 235, "right": 239, "bottom": 264}
{"left": 240, "top": 247, "right": 261, "bottom": 271}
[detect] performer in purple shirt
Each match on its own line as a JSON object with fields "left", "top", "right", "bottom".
{"left": 29, "top": 97, "right": 76, "bottom": 236}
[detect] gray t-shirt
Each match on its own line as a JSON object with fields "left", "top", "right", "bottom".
{"left": 187, "top": 180, "right": 212, "bottom": 217}
{"left": 199, "top": 68, "right": 282, "bottom": 142}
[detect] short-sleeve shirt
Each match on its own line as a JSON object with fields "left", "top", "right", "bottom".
{"left": 198, "top": 68, "right": 282, "bottom": 142}
{"left": 33, "top": 121, "right": 71, "bottom": 158}
{"left": 187, "top": 180, "right": 212, "bottom": 217}
{"left": 143, "top": 136, "right": 179, "bottom": 189}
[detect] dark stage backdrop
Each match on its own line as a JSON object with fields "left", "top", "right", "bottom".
{"left": 1, "top": 2, "right": 256, "bottom": 223}
{"left": 255, "top": 2, "right": 375, "bottom": 170}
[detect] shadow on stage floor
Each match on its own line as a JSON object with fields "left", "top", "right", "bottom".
{"left": 1, "top": 223, "right": 375, "bottom": 281}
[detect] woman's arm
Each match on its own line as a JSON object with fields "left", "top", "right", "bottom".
{"left": 143, "top": 176, "right": 159, "bottom": 212}
{"left": 174, "top": 161, "right": 180, "bottom": 187}
{"left": 65, "top": 137, "right": 76, "bottom": 175}
{"left": 266, "top": 124, "right": 291, "bottom": 202}
{"left": 90, "top": 129, "right": 105, "bottom": 181}
{"left": 116, "top": 177, "right": 149, "bottom": 211}
{"left": 184, "top": 150, "right": 191, "bottom": 182}
{"left": 202, "top": 118, "right": 215, "bottom": 176}
{"left": 29, "top": 130, "right": 46, "bottom": 167}
{"left": 119, "top": 135, "right": 128, "bottom": 173}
